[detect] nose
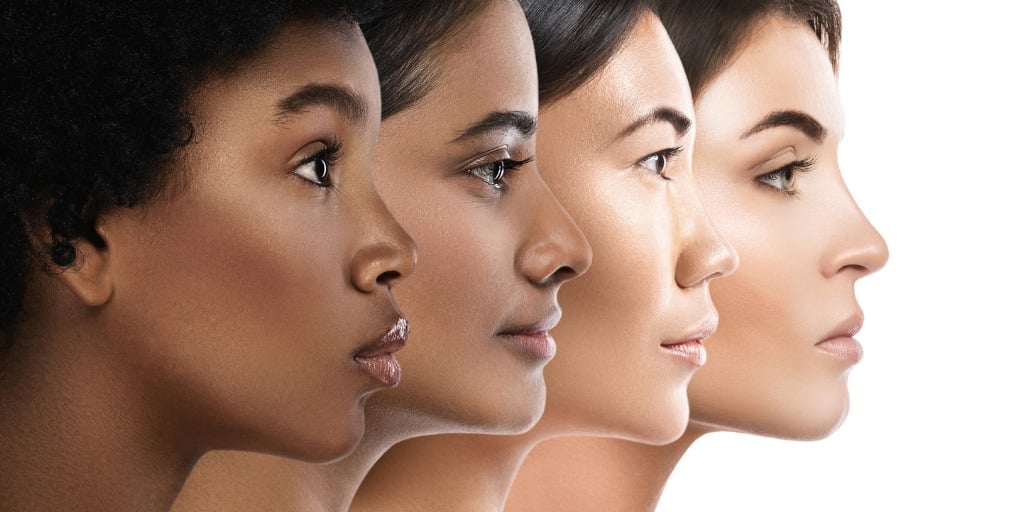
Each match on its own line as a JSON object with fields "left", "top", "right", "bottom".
{"left": 350, "top": 189, "right": 417, "bottom": 293}
{"left": 675, "top": 195, "right": 739, "bottom": 289}
{"left": 821, "top": 191, "right": 888, "bottom": 279}
{"left": 516, "top": 172, "right": 593, "bottom": 287}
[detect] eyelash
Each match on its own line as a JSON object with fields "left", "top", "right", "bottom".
{"left": 637, "top": 146, "right": 684, "bottom": 180}
{"left": 755, "top": 157, "right": 816, "bottom": 197}
{"left": 466, "top": 156, "right": 535, "bottom": 192}
{"left": 293, "top": 140, "right": 343, "bottom": 190}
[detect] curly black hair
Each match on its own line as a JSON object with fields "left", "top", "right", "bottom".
{"left": 0, "top": 0, "right": 371, "bottom": 346}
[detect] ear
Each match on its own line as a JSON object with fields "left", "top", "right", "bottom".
{"left": 53, "top": 224, "right": 114, "bottom": 307}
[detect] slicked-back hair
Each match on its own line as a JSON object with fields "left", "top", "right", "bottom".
{"left": 0, "top": 0, "right": 362, "bottom": 345}
{"left": 362, "top": 0, "right": 491, "bottom": 119}
{"left": 654, "top": 0, "right": 842, "bottom": 98}
{"left": 520, "top": 0, "right": 652, "bottom": 106}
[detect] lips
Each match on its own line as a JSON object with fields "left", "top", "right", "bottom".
{"left": 815, "top": 312, "right": 864, "bottom": 364}
{"left": 496, "top": 308, "right": 561, "bottom": 360}
{"left": 354, "top": 317, "right": 409, "bottom": 387}
{"left": 661, "top": 317, "right": 718, "bottom": 367}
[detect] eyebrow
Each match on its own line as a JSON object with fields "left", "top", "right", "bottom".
{"left": 274, "top": 83, "right": 369, "bottom": 125}
{"left": 451, "top": 110, "right": 537, "bottom": 143}
{"left": 616, "top": 107, "right": 693, "bottom": 140}
{"left": 742, "top": 110, "right": 827, "bottom": 143}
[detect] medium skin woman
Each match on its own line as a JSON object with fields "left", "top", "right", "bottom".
{"left": 171, "top": 1, "right": 591, "bottom": 510}
{"left": 0, "top": 2, "right": 414, "bottom": 511}
{"left": 351, "top": 2, "right": 736, "bottom": 510}
{"left": 506, "top": 1, "right": 890, "bottom": 510}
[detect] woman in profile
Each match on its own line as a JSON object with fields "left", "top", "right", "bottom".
{"left": 506, "top": 1, "right": 889, "bottom": 510}
{"left": 172, "top": 0, "right": 592, "bottom": 510}
{"left": 351, "top": 0, "right": 737, "bottom": 510}
{"left": 0, "top": 1, "right": 415, "bottom": 511}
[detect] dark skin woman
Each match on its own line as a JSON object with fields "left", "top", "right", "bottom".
{"left": 0, "top": 2, "right": 415, "bottom": 510}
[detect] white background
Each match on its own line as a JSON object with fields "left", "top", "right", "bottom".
{"left": 658, "top": 1, "right": 1024, "bottom": 510}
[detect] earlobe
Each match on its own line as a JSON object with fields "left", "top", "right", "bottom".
{"left": 53, "top": 226, "right": 115, "bottom": 308}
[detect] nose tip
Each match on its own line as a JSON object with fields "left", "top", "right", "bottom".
{"left": 831, "top": 227, "right": 888, "bottom": 279}
{"left": 708, "top": 240, "right": 740, "bottom": 281}
{"left": 518, "top": 176, "right": 593, "bottom": 288}
{"left": 351, "top": 198, "right": 418, "bottom": 294}
{"left": 824, "top": 201, "right": 888, "bottom": 279}
{"left": 675, "top": 208, "right": 738, "bottom": 289}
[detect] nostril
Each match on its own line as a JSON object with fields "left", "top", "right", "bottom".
{"left": 547, "top": 265, "right": 579, "bottom": 285}
{"left": 376, "top": 270, "right": 402, "bottom": 286}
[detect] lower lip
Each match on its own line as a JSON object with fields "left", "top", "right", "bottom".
{"left": 661, "top": 340, "right": 706, "bottom": 367}
{"left": 354, "top": 354, "right": 401, "bottom": 387}
{"left": 815, "top": 336, "right": 863, "bottom": 364}
{"left": 498, "top": 332, "right": 556, "bottom": 360}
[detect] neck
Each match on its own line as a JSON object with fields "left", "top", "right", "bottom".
{"left": 172, "top": 400, "right": 423, "bottom": 512}
{"left": 504, "top": 426, "right": 710, "bottom": 512}
{"left": 1, "top": 331, "right": 192, "bottom": 512}
{"left": 353, "top": 433, "right": 536, "bottom": 512}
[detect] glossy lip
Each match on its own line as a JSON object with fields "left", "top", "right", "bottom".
{"left": 815, "top": 311, "right": 864, "bottom": 364}
{"left": 661, "top": 315, "right": 719, "bottom": 367}
{"left": 496, "top": 308, "right": 562, "bottom": 361}
{"left": 353, "top": 316, "right": 409, "bottom": 387}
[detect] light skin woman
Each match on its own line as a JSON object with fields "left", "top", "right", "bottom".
{"left": 352, "top": 2, "right": 736, "bottom": 510}
{"left": 505, "top": 1, "right": 890, "bottom": 510}
{"left": 0, "top": 3, "right": 414, "bottom": 511}
{"left": 171, "top": 1, "right": 591, "bottom": 510}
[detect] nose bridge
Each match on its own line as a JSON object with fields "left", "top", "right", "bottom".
{"left": 349, "top": 167, "right": 417, "bottom": 292}
{"left": 820, "top": 183, "right": 889, "bottom": 279}
{"left": 675, "top": 185, "right": 739, "bottom": 289}
{"left": 515, "top": 171, "right": 592, "bottom": 286}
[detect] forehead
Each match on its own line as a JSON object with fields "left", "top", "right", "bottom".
{"left": 402, "top": 0, "right": 538, "bottom": 132}
{"left": 545, "top": 11, "right": 693, "bottom": 145}
{"left": 195, "top": 21, "right": 380, "bottom": 122}
{"left": 696, "top": 15, "right": 844, "bottom": 141}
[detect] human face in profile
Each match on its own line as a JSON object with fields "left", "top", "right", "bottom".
{"left": 688, "top": 15, "right": 888, "bottom": 439}
{"left": 101, "top": 21, "right": 415, "bottom": 462}
{"left": 371, "top": 0, "right": 592, "bottom": 432}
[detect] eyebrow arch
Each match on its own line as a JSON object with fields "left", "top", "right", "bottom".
{"left": 742, "top": 110, "right": 827, "bottom": 143}
{"left": 274, "top": 83, "right": 368, "bottom": 125}
{"left": 617, "top": 107, "right": 692, "bottom": 140}
{"left": 451, "top": 111, "right": 537, "bottom": 143}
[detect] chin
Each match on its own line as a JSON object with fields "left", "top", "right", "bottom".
{"left": 756, "top": 391, "right": 852, "bottom": 441}
{"left": 691, "top": 383, "right": 852, "bottom": 442}
{"left": 272, "top": 409, "right": 366, "bottom": 464}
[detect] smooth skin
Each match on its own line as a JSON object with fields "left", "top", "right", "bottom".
{"left": 506, "top": 15, "right": 889, "bottom": 512}
{"left": 173, "top": 2, "right": 590, "bottom": 511}
{"left": 0, "top": 20, "right": 413, "bottom": 512}
{"left": 354, "top": 11, "right": 735, "bottom": 512}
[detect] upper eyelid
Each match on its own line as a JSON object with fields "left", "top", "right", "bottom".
{"left": 458, "top": 145, "right": 514, "bottom": 171}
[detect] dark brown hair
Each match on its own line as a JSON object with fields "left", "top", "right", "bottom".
{"left": 654, "top": 0, "right": 841, "bottom": 98}
{"left": 521, "top": 0, "right": 652, "bottom": 105}
{"left": 362, "top": 0, "right": 490, "bottom": 119}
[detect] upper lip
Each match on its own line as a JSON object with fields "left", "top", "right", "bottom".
{"left": 497, "top": 307, "right": 562, "bottom": 336}
{"left": 355, "top": 316, "right": 409, "bottom": 358}
{"left": 662, "top": 314, "right": 719, "bottom": 347}
{"left": 818, "top": 311, "right": 864, "bottom": 344}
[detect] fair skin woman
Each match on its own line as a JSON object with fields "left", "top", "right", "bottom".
{"left": 0, "top": 5, "right": 414, "bottom": 512}
{"left": 172, "top": 1, "right": 590, "bottom": 511}
{"left": 352, "top": 4, "right": 736, "bottom": 511}
{"left": 506, "top": 2, "right": 890, "bottom": 510}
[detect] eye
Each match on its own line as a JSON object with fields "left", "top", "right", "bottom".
{"left": 467, "top": 157, "right": 534, "bottom": 191}
{"left": 637, "top": 146, "right": 683, "bottom": 179}
{"left": 755, "top": 157, "right": 816, "bottom": 196}
{"left": 293, "top": 141, "right": 342, "bottom": 188}
{"left": 468, "top": 160, "right": 507, "bottom": 189}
